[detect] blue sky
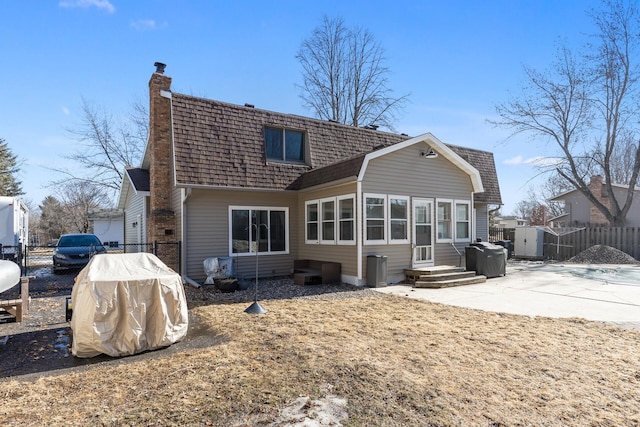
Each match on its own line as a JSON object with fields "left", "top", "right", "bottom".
{"left": 1, "top": 0, "right": 599, "bottom": 214}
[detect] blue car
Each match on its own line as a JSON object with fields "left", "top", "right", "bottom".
{"left": 52, "top": 234, "right": 107, "bottom": 274}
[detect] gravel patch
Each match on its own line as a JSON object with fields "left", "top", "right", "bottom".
{"left": 565, "top": 244, "right": 640, "bottom": 264}
{"left": 184, "top": 277, "right": 382, "bottom": 305}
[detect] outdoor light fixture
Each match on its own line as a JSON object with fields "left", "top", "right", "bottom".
{"left": 132, "top": 221, "right": 138, "bottom": 228}
{"left": 420, "top": 148, "right": 438, "bottom": 158}
{"left": 245, "top": 223, "right": 267, "bottom": 315}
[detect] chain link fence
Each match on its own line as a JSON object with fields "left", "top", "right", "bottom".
{"left": 12, "top": 242, "right": 181, "bottom": 276}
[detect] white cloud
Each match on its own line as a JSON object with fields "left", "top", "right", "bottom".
{"left": 503, "top": 155, "right": 560, "bottom": 166}
{"left": 130, "top": 19, "right": 166, "bottom": 31}
{"left": 61, "top": 106, "right": 70, "bottom": 116}
{"left": 503, "top": 155, "right": 524, "bottom": 165}
{"left": 59, "top": 0, "right": 115, "bottom": 14}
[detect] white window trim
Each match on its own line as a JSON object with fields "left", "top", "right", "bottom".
{"left": 320, "top": 197, "right": 336, "bottom": 244}
{"left": 364, "top": 193, "right": 387, "bottom": 245}
{"left": 228, "top": 206, "right": 289, "bottom": 256}
{"left": 337, "top": 194, "right": 356, "bottom": 245}
{"left": 388, "top": 195, "right": 410, "bottom": 244}
{"left": 304, "top": 195, "right": 356, "bottom": 245}
{"left": 436, "top": 198, "right": 453, "bottom": 243}
{"left": 304, "top": 200, "right": 319, "bottom": 244}
{"left": 454, "top": 200, "right": 472, "bottom": 243}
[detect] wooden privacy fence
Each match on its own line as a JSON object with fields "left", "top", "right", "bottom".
{"left": 543, "top": 227, "right": 640, "bottom": 261}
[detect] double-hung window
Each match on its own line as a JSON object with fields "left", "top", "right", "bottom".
{"left": 305, "top": 201, "right": 319, "bottom": 243}
{"left": 265, "top": 127, "right": 305, "bottom": 163}
{"left": 229, "top": 206, "right": 288, "bottom": 255}
{"left": 455, "top": 201, "right": 471, "bottom": 241}
{"left": 389, "top": 196, "right": 409, "bottom": 243}
{"left": 321, "top": 198, "right": 335, "bottom": 244}
{"left": 305, "top": 194, "right": 355, "bottom": 245}
{"left": 337, "top": 196, "right": 355, "bottom": 244}
{"left": 436, "top": 199, "right": 471, "bottom": 242}
{"left": 364, "top": 194, "right": 386, "bottom": 244}
{"left": 436, "top": 199, "right": 453, "bottom": 242}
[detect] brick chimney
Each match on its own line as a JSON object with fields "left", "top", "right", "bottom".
{"left": 588, "top": 175, "right": 610, "bottom": 225}
{"left": 148, "top": 62, "right": 178, "bottom": 269}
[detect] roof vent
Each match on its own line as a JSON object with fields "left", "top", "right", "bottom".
{"left": 328, "top": 119, "right": 339, "bottom": 123}
{"left": 154, "top": 62, "right": 166, "bottom": 74}
{"left": 373, "top": 144, "right": 385, "bottom": 151}
{"left": 364, "top": 124, "right": 379, "bottom": 130}
{"left": 244, "top": 103, "right": 255, "bottom": 108}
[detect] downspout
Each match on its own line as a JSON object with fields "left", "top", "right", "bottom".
{"left": 181, "top": 188, "right": 198, "bottom": 287}
{"left": 356, "top": 180, "right": 363, "bottom": 285}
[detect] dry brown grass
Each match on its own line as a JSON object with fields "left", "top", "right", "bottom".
{"left": 2, "top": 295, "right": 639, "bottom": 426}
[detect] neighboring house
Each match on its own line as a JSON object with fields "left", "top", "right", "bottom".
{"left": 117, "top": 167, "right": 150, "bottom": 248}
{"left": 88, "top": 208, "right": 124, "bottom": 248}
{"left": 548, "top": 175, "right": 640, "bottom": 227}
{"left": 494, "top": 216, "right": 529, "bottom": 228}
{"left": 118, "top": 63, "right": 502, "bottom": 285}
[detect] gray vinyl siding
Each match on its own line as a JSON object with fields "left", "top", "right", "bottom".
{"left": 297, "top": 183, "right": 358, "bottom": 278}
{"left": 562, "top": 192, "right": 591, "bottom": 225}
{"left": 184, "top": 189, "right": 298, "bottom": 283}
{"left": 123, "top": 189, "right": 144, "bottom": 249}
{"left": 362, "top": 143, "right": 473, "bottom": 199}
{"left": 361, "top": 142, "right": 474, "bottom": 278}
{"left": 475, "top": 204, "right": 489, "bottom": 241}
{"left": 171, "top": 186, "right": 183, "bottom": 241}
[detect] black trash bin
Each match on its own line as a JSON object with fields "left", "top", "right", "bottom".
{"left": 465, "top": 242, "right": 507, "bottom": 278}
{"left": 494, "top": 240, "right": 512, "bottom": 259}
{"left": 366, "top": 255, "right": 387, "bottom": 287}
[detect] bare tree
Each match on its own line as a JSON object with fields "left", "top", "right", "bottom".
{"left": 296, "top": 16, "right": 409, "bottom": 131}
{"left": 492, "top": 0, "right": 640, "bottom": 226}
{"left": 50, "top": 98, "right": 147, "bottom": 197}
{"left": 57, "top": 182, "right": 111, "bottom": 234}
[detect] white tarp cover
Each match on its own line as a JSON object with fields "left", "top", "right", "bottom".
{"left": 71, "top": 252, "right": 189, "bottom": 358}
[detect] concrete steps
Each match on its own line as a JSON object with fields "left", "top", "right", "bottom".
{"left": 404, "top": 266, "right": 486, "bottom": 288}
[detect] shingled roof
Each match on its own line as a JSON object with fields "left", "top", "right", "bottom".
{"left": 170, "top": 93, "right": 502, "bottom": 204}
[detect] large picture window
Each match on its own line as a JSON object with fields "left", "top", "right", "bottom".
{"left": 389, "top": 196, "right": 409, "bottom": 243}
{"left": 230, "top": 207, "right": 288, "bottom": 255}
{"left": 265, "top": 127, "right": 304, "bottom": 163}
{"left": 365, "top": 194, "right": 386, "bottom": 243}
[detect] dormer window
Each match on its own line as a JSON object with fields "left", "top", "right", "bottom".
{"left": 265, "top": 126, "right": 305, "bottom": 163}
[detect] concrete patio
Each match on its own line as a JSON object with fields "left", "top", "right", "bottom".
{"left": 376, "top": 262, "right": 640, "bottom": 331}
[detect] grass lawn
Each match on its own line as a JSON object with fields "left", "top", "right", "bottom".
{"left": 2, "top": 294, "right": 639, "bottom": 426}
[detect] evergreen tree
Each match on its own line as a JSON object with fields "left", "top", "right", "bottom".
{"left": 0, "top": 138, "right": 23, "bottom": 196}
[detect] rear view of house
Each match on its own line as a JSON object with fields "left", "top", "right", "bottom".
{"left": 118, "top": 63, "right": 502, "bottom": 285}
